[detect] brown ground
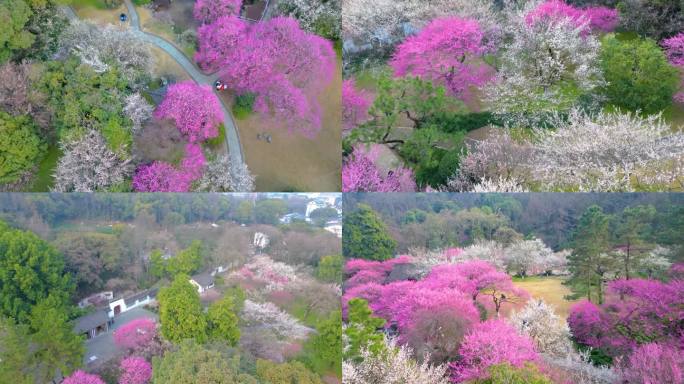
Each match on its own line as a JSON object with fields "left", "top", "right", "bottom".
{"left": 513, "top": 276, "right": 579, "bottom": 320}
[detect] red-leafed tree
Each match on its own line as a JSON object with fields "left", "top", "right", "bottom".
{"left": 119, "top": 356, "right": 152, "bottom": 384}
{"left": 154, "top": 81, "right": 223, "bottom": 143}
{"left": 390, "top": 17, "right": 492, "bottom": 99}
{"left": 194, "top": 0, "right": 242, "bottom": 24}
{"left": 342, "top": 79, "right": 371, "bottom": 131}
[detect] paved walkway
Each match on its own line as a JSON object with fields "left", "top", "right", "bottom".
{"left": 62, "top": 3, "right": 244, "bottom": 165}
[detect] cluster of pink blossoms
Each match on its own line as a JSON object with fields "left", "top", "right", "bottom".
{"left": 663, "top": 32, "right": 684, "bottom": 103}
{"left": 342, "top": 144, "right": 416, "bottom": 192}
{"left": 525, "top": 0, "right": 619, "bottom": 33}
{"left": 194, "top": 0, "right": 335, "bottom": 138}
{"left": 132, "top": 143, "right": 206, "bottom": 192}
{"left": 342, "top": 79, "right": 371, "bottom": 131}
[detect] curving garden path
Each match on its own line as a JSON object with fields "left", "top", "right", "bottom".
{"left": 62, "top": 2, "right": 244, "bottom": 165}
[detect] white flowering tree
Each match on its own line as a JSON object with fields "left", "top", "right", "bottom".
{"left": 459, "top": 240, "right": 508, "bottom": 271}
{"left": 241, "top": 300, "right": 313, "bottom": 340}
{"left": 53, "top": 130, "right": 132, "bottom": 192}
{"left": 343, "top": 338, "right": 450, "bottom": 384}
{"left": 504, "top": 238, "right": 555, "bottom": 277}
{"left": 195, "top": 155, "right": 255, "bottom": 192}
{"left": 531, "top": 109, "right": 684, "bottom": 191}
{"left": 510, "top": 299, "right": 572, "bottom": 358}
{"left": 60, "top": 20, "right": 153, "bottom": 89}
{"left": 277, "top": 0, "right": 341, "bottom": 39}
{"left": 485, "top": 16, "right": 603, "bottom": 127}
{"left": 123, "top": 93, "right": 153, "bottom": 134}
{"left": 638, "top": 246, "right": 673, "bottom": 278}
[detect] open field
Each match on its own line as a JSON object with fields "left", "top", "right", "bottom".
{"left": 513, "top": 276, "right": 579, "bottom": 320}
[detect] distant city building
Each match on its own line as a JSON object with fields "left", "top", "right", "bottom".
{"left": 324, "top": 221, "right": 342, "bottom": 238}
{"left": 189, "top": 272, "right": 215, "bottom": 294}
{"left": 279, "top": 212, "right": 306, "bottom": 224}
{"left": 305, "top": 197, "right": 341, "bottom": 222}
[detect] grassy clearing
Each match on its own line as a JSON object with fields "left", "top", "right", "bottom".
{"left": 28, "top": 145, "right": 61, "bottom": 192}
{"left": 512, "top": 276, "right": 579, "bottom": 320}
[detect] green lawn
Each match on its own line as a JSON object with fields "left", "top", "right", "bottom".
{"left": 28, "top": 146, "right": 61, "bottom": 192}
{"left": 70, "top": 0, "right": 108, "bottom": 9}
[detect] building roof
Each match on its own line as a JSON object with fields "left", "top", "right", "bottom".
{"left": 74, "top": 310, "right": 109, "bottom": 333}
{"left": 191, "top": 272, "right": 214, "bottom": 287}
{"left": 124, "top": 288, "right": 158, "bottom": 307}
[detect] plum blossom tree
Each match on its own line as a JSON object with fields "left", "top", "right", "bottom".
{"left": 241, "top": 300, "right": 313, "bottom": 340}
{"left": 343, "top": 144, "right": 416, "bottom": 192}
{"left": 663, "top": 32, "right": 684, "bottom": 103}
{"left": 201, "top": 17, "right": 335, "bottom": 137}
{"left": 194, "top": 0, "right": 242, "bottom": 24}
{"left": 531, "top": 109, "right": 684, "bottom": 191}
{"left": 113, "top": 318, "right": 157, "bottom": 352}
{"left": 53, "top": 130, "right": 132, "bottom": 192}
{"left": 195, "top": 155, "right": 255, "bottom": 192}
{"left": 450, "top": 319, "right": 540, "bottom": 383}
{"left": 343, "top": 338, "right": 450, "bottom": 384}
{"left": 485, "top": 16, "right": 603, "bottom": 127}
{"left": 123, "top": 93, "right": 154, "bottom": 134}
{"left": 119, "top": 356, "right": 152, "bottom": 384}
{"left": 342, "top": 79, "right": 371, "bottom": 132}
{"left": 510, "top": 299, "right": 572, "bottom": 357}
{"left": 62, "top": 370, "right": 105, "bottom": 384}
{"left": 154, "top": 81, "right": 223, "bottom": 143}
{"left": 195, "top": 16, "right": 247, "bottom": 72}
{"left": 132, "top": 144, "right": 206, "bottom": 192}
{"left": 619, "top": 343, "right": 684, "bottom": 384}
{"left": 525, "top": 0, "right": 619, "bottom": 33}
{"left": 504, "top": 238, "right": 555, "bottom": 277}
{"left": 389, "top": 17, "right": 492, "bottom": 99}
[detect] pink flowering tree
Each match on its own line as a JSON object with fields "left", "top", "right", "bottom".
{"left": 390, "top": 17, "right": 492, "bottom": 99}
{"left": 663, "top": 32, "right": 684, "bottom": 103}
{"left": 449, "top": 319, "right": 540, "bottom": 383}
{"left": 119, "top": 356, "right": 152, "bottom": 384}
{"left": 342, "top": 79, "right": 371, "bottom": 131}
{"left": 526, "top": 0, "right": 618, "bottom": 33}
{"left": 113, "top": 318, "right": 158, "bottom": 352}
{"left": 620, "top": 343, "right": 684, "bottom": 384}
{"left": 195, "top": 16, "right": 247, "bottom": 71}
{"left": 132, "top": 144, "right": 207, "bottom": 192}
{"left": 154, "top": 81, "right": 223, "bottom": 143}
{"left": 342, "top": 144, "right": 417, "bottom": 192}
{"left": 194, "top": 0, "right": 242, "bottom": 24}
{"left": 198, "top": 16, "right": 335, "bottom": 137}
{"left": 568, "top": 278, "right": 684, "bottom": 357}
{"left": 62, "top": 371, "right": 105, "bottom": 384}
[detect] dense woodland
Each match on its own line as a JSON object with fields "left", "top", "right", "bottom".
{"left": 0, "top": 193, "right": 342, "bottom": 384}
{"left": 342, "top": 194, "right": 684, "bottom": 383}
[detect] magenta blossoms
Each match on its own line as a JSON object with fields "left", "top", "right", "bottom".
{"left": 342, "top": 144, "right": 416, "bottom": 192}
{"left": 525, "top": 0, "right": 619, "bottom": 33}
{"left": 154, "top": 81, "right": 223, "bottom": 143}
{"left": 62, "top": 371, "right": 105, "bottom": 384}
{"left": 113, "top": 318, "right": 157, "bottom": 351}
{"left": 119, "top": 357, "right": 152, "bottom": 384}
{"left": 342, "top": 79, "right": 371, "bottom": 131}
{"left": 390, "top": 17, "right": 492, "bottom": 99}
{"left": 193, "top": 0, "right": 242, "bottom": 24}
{"left": 132, "top": 144, "right": 207, "bottom": 192}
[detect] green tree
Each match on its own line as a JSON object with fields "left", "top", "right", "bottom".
{"left": 207, "top": 296, "right": 240, "bottom": 346}
{"left": 158, "top": 274, "right": 207, "bottom": 343}
{"left": 152, "top": 340, "right": 256, "bottom": 384}
{"left": 0, "top": 111, "right": 45, "bottom": 184}
{"left": 167, "top": 240, "right": 203, "bottom": 277}
{"left": 302, "top": 310, "right": 342, "bottom": 376}
{"left": 316, "top": 254, "right": 344, "bottom": 284}
{"left": 255, "top": 360, "right": 322, "bottom": 384}
{"left": 0, "top": 317, "right": 35, "bottom": 384}
{"left": 254, "top": 199, "right": 288, "bottom": 225}
{"left": 235, "top": 200, "right": 254, "bottom": 224}
{"left": 309, "top": 207, "right": 339, "bottom": 227}
{"left": 476, "top": 363, "right": 553, "bottom": 384}
{"left": 149, "top": 249, "right": 166, "bottom": 279}
{"left": 28, "top": 296, "right": 84, "bottom": 382}
{"left": 567, "top": 205, "right": 615, "bottom": 304}
{"left": 344, "top": 298, "right": 386, "bottom": 362}
{"left": 343, "top": 204, "right": 396, "bottom": 260}
{"left": 0, "top": 0, "right": 35, "bottom": 62}
{"left": 600, "top": 34, "right": 679, "bottom": 114}
{"left": 613, "top": 205, "right": 656, "bottom": 279}
{"left": 0, "top": 220, "right": 73, "bottom": 322}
